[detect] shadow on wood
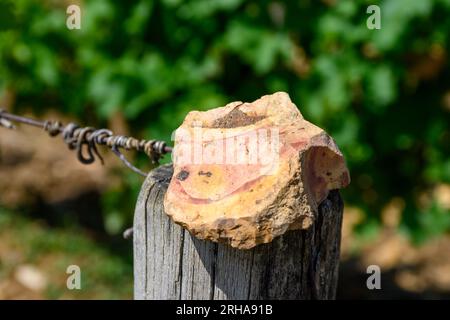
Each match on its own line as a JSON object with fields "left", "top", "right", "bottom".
{"left": 134, "top": 164, "right": 343, "bottom": 300}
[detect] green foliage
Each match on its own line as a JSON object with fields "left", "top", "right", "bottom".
{"left": 0, "top": 0, "right": 449, "bottom": 240}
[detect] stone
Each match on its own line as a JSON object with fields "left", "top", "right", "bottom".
{"left": 164, "top": 92, "right": 350, "bottom": 249}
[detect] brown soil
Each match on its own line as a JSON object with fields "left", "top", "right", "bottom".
{"left": 338, "top": 205, "right": 450, "bottom": 299}
{"left": 211, "top": 106, "right": 266, "bottom": 128}
{"left": 0, "top": 111, "right": 124, "bottom": 207}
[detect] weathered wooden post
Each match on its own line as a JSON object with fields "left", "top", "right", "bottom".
{"left": 133, "top": 92, "right": 349, "bottom": 299}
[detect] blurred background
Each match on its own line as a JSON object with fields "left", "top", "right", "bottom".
{"left": 0, "top": 0, "right": 449, "bottom": 299}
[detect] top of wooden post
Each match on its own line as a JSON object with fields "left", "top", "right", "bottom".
{"left": 164, "top": 92, "right": 350, "bottom": 249}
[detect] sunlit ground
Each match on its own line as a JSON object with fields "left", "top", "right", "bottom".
{"left": 0, "top": 210, "right": 133, "bottom": 299}
{"left": 1, "top": 204, "right": 450, "bottom": 299}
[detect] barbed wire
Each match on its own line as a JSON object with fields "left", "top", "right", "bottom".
{"left": 0, "top": 109, "right": 172, "bottom": 177}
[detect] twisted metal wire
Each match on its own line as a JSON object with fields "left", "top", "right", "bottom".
{"left": 0, "top": 109, "right": 172, "bottom": 177}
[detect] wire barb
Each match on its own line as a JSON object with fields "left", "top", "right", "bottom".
{"left": 0, "top": 109, "right": 172, "bottom": 177}
{"left": 0, "top": 109, "right": 16, "bottom": 129}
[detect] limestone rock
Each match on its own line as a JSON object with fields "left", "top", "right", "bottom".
{"left": 164, "top": 92, "right": 350, "bottom": 249}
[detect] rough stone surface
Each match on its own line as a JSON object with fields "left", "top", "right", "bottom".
{"left": 164, "top": 92, "right": 350, "bottom": 249}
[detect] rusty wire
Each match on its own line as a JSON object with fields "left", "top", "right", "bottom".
{"left": 0, "top": 109, "right": 172, "bottom": 177}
